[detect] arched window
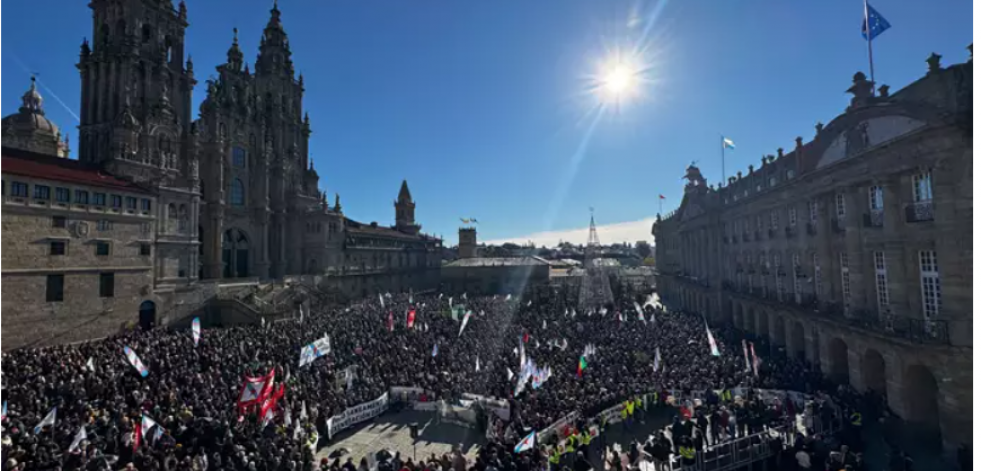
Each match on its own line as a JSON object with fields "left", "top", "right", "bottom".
{"left": 142, "top": 24, "right": 153, "bottom": 43}
{"left": 178, "top": 205, "right": 188, "bottom": 231}
{"left": 230, "top": 179, "right": 245, "bottom": 206}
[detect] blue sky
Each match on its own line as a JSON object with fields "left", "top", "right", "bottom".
{"left": 2, "top": 0, "right": 972, "bottom": 246}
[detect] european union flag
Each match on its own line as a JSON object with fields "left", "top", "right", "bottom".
{"left": 861, "top": 3, "right": 891, "bottom": 41}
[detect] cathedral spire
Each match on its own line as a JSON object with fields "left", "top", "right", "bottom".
{"left": 227, "top": 28, "right": 244, "bottom": 70}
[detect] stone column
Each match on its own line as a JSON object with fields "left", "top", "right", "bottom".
{"left": 881, "top": 177, "right": 910, "bottom": 319}
{"left": 204, "top": 209, "right": 224, "bottom": 280}
{"left": 843, "top": 187, "right": 868, "bottom": 312}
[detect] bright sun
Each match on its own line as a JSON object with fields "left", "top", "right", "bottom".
{"left": 603, "top": 63, "right": 634, "bottom": 95}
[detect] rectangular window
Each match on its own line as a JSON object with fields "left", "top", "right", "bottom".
{"left": 232, "top": 147, "right": 247, "bottom": 168}
{"left": 55, "top": 187, "right": 71, "bottom": 203}
{"left": 919, "top": 251, "right": 940, "bottom": 319}
{"left": 75, "top": 190, "right": 90, "bottom": 205}
{"left": 95, "top": 241, "right": 111, "bottom": 256}
{"left": 52, "top": 216, "right": 67, "bottom": 228}
{"left": 756, "top": 215, "right": 763, "bottom": 232}
{"left": 34, "top": 185, "right": 51, "bottom": 200}
{"left": 840, "top": 252, "right": 851, "bottom": 313}
{"left": 913, "top": 171, "right": 934, "bottom": 203}
{"left": 97, "top": 220, "right": 112, "bottom": 232}
{"left": 50, "top": 241, "right": 66, "bottom": 256}
{"left": 99, "top": 273, "right": 115, "bottom": 298}
{"left": 111, "top": 195, "right": 123, "bottom": 209}
{"left": 813, "top": 253, "right": 822, "bottom": 300}
{"left": 789, "top": 207, "right": 797, "bottom": 227}
{"left": 93, "top": 193, "right": 107, "bottom": 206}
{"left": 11, "top": 181, "right": 29, "bottom": 198}
{"left": 46, "top": 274, "right": 65, "bottom": 302}
{"left": 770, "top": 210, "right": 779, "bottom": 229}
{"left": 869, "top": 186, "right": 884, "bottom": 210}
{"left": 140, "top": 243, "right": 152, "bottom": 256}
{"left": 835, "top": 193, "right": 847, "bottom": 220}
{"left": 874, "top": 251, "right": 890, "bottom": 315}
{"left": 809, "top": 200, "right": 819, "bottom": 222}
{"left": 125, "top": 197, "right": 137, "bottom": 210}
{"left": 141, "top": 199, "right": 152, "bottom": 212}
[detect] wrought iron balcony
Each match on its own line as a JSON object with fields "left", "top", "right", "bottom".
{"left": 806, "top": 222, "right": 817, "bottom": 236}
{"left": 721, "top": 287, "right": 952, "bottom": 345}
{"left": 785, "top": 226, "right": 798, "bottom": 238}
{"left": 863, "top": 210, "right": 884, "bottom": 228}
{"left": 768, "top": 228, "right": 777, "bottom": 239}
{"left": 905, "top": 201, "right": 934, "bottom": 223}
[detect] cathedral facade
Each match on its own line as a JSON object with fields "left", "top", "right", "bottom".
{"left": 1, "top": 0, "right": 442, "bottom": 349}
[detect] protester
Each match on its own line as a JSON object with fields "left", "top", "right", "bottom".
{"left": 1, "top": 281, "right": 887, "bottom": 471}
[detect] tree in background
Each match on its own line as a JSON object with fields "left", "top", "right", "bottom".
{"left": 635, "top": 241, "right": 652, "bottom": 259}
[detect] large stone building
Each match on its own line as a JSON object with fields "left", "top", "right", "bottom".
{"left": 653, "top": 53, "right": 972, "bottom": 455}
{"left": 1, "top": 0, "right": 441, "bottom": 350}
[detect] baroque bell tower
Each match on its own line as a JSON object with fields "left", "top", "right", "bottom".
{"left": 77, "top": 0, "right": 196, "bottom": 187}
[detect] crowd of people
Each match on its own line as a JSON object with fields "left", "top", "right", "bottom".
{"left": 1, "top": 282, "right": 912, "bottom": 471}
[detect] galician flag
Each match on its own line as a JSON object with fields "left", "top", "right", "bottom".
{"left": 514, "top": 431, "right": 536, "bottom": 453}
{"left": 723, "top": 137, "right": 736, "bottom": 149}
{"left": 706, "top": 325, "right": 721, "bottom": 357}
{"left": 68, "top": 425, "right": 88, "bottom": 453}
{"left": 34, "top": 407, "right": 57, "bottom": 434}
{"left": 134, "top": 414, "right": 159, "bottom": 451}
{"left": 432, "top": 343, "right": 439, "bottom": 358}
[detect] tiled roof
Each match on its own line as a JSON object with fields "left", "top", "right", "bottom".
{"left": 345, "top": 218, "right": 438, "bottom": 242}
{"left": 2, "top": 147, "right": 149, "bottom": 193}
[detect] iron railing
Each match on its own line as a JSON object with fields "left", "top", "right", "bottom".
{"left": 785, "top": 226, "right": 797, "bottom": 238}
{"left": 905, "top": 201, "right": 934, "bottom": 222}
{"left": 863, "top": 210, "right": 884, "bottom": 228}
{"left": 724, "top": 287, "right": 952, "bottom": 345}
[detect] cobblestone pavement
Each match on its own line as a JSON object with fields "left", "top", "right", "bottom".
{"left": 317, "top": 410, "right": 487, "bottom": 465}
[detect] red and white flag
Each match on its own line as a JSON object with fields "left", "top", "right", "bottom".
{"left": 238, "top": 369, "right": 275, "bottom": 412}
{"left": 260, "top": 384, "right": 286, "bottom": 427}
{"left": 406, "top": 309, "right": 417, "bottom": 330}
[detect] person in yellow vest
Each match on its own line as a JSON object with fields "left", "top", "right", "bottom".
{"left": 548, "top": 446, "right": 562, "bottom": 471}
{"left": 850, "top": 410, "right": 862, "bottom": 427}
{"left": 678, "top": 436, "right": 697, "bottom": 467}
{"left": 566, "top": 432, "right": 578, "bottom": 455}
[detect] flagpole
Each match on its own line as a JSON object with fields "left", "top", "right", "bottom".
{"left": 864, "top": 0, "right": 876, "bottom": 85}
{"left": 720, "top": 135, "right": 726, "bottom": 187}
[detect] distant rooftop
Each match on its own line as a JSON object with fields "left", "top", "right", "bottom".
{"left": 444, "top": 257, "right": 550, "bottom": 268}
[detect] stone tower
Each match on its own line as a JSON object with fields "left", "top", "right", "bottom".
{"left": 76, "top": 0, "right": 201, "bottom": 286}
{"left": 395, "top": 180, "right": 420, "bottom": 235}
{"left": 1, "top": 77, "right": 71, "bottom": 158}
{"left": 77, "top": 0, "right": 196, "bottom": 181}
{"left": 458, "top": 227, "right": 477, "bottom": 259}
{"left": 195, "top": 1, "right": 320, "bottom": 280}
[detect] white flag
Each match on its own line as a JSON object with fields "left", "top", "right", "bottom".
{"left": 543, "top": 320, "right": 547, "bottom": 330}
{"left": 68, "top": 425, "right": 87, "bottom": 453}
{"left": 34, "top": 407, "right": 57, "bottom": 434}
{"left": 300, "top": 401, "right": 309, "bottom": 421}
{"left": 85, "top": 358, "right": 95, "bottom": 372}
{"left": 507, "top": 368, "right": 514, "bottom": 381}
{"left": 506, "top": 294, "right": 512, "bottom": 301}
{"left": 475, "top": 357, "right": 481, "bottom": 372}
{"left": 463, "top": 292, "right": 468, "bottom": 300}
{"left": 379, "top": 294, "right": 385, "bottom": 308}
{"left": 458, "top": 311, "right": 473, "bottom": 337}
